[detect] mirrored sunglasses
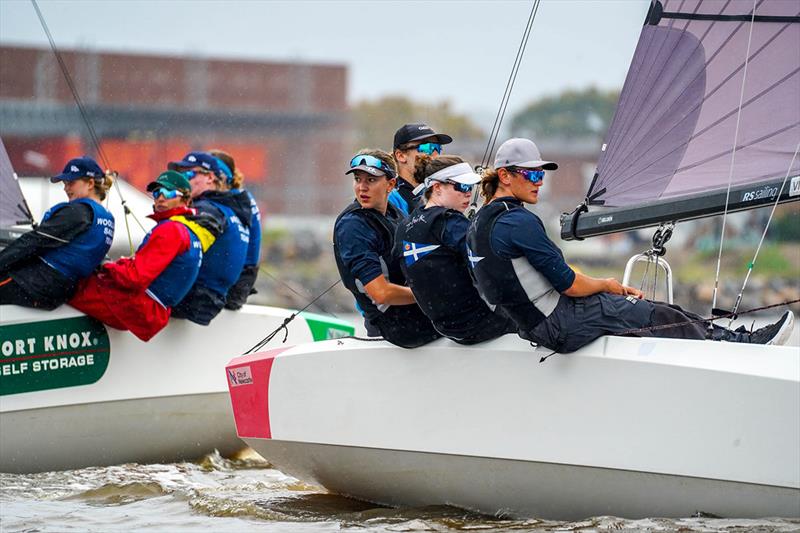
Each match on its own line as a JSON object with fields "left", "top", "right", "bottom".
{"left": 416, "top": 142, "right": 442, "bottom": 156}
{"left": 152, "top": 187, "right": 183, "bottom": 200}
{"left": 512, "top": 168, "right": 545, "bottom": 184}
{"left": 349, "top": 155, "right": 394, "bottom": 176}
{"left": 181, "top": 169, "right": 211, "bottom": 180}
{"left": 446, "top": 180, "right": 474, "bottom": 193}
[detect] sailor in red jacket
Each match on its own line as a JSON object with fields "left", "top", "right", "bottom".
{"left": 70, "top": 171, "right": 217, "bottom": 341}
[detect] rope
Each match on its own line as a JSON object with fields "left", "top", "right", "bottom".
{"left": 710, "top": 0, "right": 758, "bottom": 315}
{"left": 727, "top": 140, "right": 800, "bottom": 325}
{"left": 243, "top": 278, "right": 342, "bottom": 354}
{"left": 479, "top": 0, "right": 541, "bottom": 168}
{"left": 259, "top": 265, "right": 339, "bottom": 317}
{"left": 30, "top": 0, "right": 146, "bottom": 253}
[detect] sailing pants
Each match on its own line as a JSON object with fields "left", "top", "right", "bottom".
{"left": 523, "top": 293, "right": 738, "bottom": 353}
{"left": 69, "top": 274, "right": 170, "bottom": 342}
{"left": 366, "top": 304, "right": 442, "bottom": 349}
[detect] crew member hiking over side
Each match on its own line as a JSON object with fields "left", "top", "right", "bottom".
{"left": 334, "top": 149, "right": 440, "bottom": 349}
{"left": 0, "top": 156, "right": 114, "bottom": 309}
{"left": 396, "top": 155, "right": 517, "bottom": 344}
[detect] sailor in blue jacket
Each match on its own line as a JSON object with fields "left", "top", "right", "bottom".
{"left": 396, "top": 155, "right": 517, "bottom": 344}
{"left": 333, "top": 149, "right": 440, "bottom": 348}
{"left": 467, "top": 138, "right": 793, "bottom": 352}
{"left": 168, "top": 151, "right": 251, "bottom": 325}
{"left": 0, "top": 156, "right": 114, "bottom": 309}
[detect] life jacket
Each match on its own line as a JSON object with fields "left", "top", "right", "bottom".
{"left": 397, "top": 206, "right": 496, "bottom": 340}
{"left": 466, "top": 198, "right": 560, "bottom": 333}
{"left": 40, "top": 198, "right": 114, "bottom": 280}
{"left": 333, "top": 201, "right": 405, "bottom": 322}
{"left": 141, "top": 219, "right": 204, "bottom": 308}
{"left": 387, "top": 178, "right": 420, "bottom": 216}
{"left": 234, "top": 189, "right": 261, "bottom": 267}
{"left": 194, "top": 199, "right": 249, "bottom": 297}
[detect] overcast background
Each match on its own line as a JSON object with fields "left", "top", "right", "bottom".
{"left": 1, "top": 0, "right": 650, "bottom": 126}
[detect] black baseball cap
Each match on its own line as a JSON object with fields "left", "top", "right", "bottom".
{"left": 393, "top": 123, "right": 453, "bottom": 150}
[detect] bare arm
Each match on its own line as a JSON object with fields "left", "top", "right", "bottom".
{"left": 563, "top": 271, "right": 644, "bottom": 299}
{"left": 364, "top": 276, "right": 417, "bottom": 306}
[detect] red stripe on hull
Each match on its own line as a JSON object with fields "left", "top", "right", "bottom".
{"left": 226, "top": 347, "right": 289, "bottom": 439}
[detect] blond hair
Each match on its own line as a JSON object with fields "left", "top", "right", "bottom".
{"left": 479, "top": 167, "right": 501, "bottom": 202}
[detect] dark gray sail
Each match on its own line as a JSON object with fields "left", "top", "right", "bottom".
{"left": 563, "top": 0, "right": 799, "bottom": 240}
{"left": 0, "top": 138, "right": 33, "bottom": 228}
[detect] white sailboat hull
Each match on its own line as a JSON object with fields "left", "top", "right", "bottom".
{"left": 0, "top": 304, "right": 353, "bottom": 473}
{"left": 227, "top": 335, "right": 800, "bottom": 519}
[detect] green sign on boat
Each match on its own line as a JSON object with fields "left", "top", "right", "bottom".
{"left": 0, "top": 316, "right": 110, "bottom": 396}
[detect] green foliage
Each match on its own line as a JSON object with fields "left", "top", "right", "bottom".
{"left": 510, "top": 87, "right": 620, "bottom": 139}
{"left": 352, "top": 96, "right": 484, "bottom": 152}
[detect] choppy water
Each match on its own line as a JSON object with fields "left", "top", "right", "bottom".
{"left": 1, "top": 450, "right": 798, "bottom": 533}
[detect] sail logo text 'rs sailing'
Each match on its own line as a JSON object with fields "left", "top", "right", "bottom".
{"left": 741, "top": 186, "right": 778, "bottom": 203}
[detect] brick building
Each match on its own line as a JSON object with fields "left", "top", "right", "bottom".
{"left": 0, "top": 45, "right": 352, "bottom": 215}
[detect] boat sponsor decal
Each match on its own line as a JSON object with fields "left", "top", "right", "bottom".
{"left": 741, "top": 185, "right": 778, "bottom": 203}
{"left": 228, "top": 365, "right": 253, "bottom": 386}
{"left": 226, "top": 347, "right": 290, "bottom": 439}
{"left": 789, "top": 176, "right": 800, "bottom": 197}
{"left": 300, "top": 311, "right": 355, "bottom": 341}
{"left": 0, "top": 316, "right": 110, "bottom": 396}
{"left": 598, "top": 216, "right": 613, "bottom": 224}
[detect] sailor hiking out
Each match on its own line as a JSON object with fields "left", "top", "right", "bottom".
{"left": 333, "top": 149, "right": 440, "bottom": 348}
{"left": 0, "top": 156, "right": 114, "bottom": 310}
{"left": 467, "top": 138, "right": 795, "bottom": 353}
{"left": 69, "top": 171, "right": 219, "bottom": 341}
{"left": 169, "top": 151, "right": 251, "bottom": 326}
{"left": 396, "top": 155, "right": 517, "bottom": 344}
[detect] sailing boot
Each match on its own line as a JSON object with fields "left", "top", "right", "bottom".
{"left": 747, "top": 311, "right": 795, "bottom": 346}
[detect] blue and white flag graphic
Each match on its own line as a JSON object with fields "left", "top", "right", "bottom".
{"left": 403, "top": 241, "right": 440, "bottom": 266}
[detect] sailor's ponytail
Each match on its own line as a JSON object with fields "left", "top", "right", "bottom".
{"left": 414, "top": 155, "right": 466, "bottom": 200}
{"left": 93, "top": 172, "right": 114, "bottom": 201}
{"left": 480, "top": 167, "right": 500, "bottom": 202}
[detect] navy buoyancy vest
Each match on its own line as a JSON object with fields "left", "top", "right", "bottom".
{"left": 40, "top": 198, "right": 115, "bottom": 280}
{"left": 466, "top": 199, "right": 550, "bottom": 332}
{"left": 397, "top": 206, "right": 497, "bottom": 339}
{"left": 142, "top": 220, "right": 204, "bottom": 307}
{"left": 333, "top": 201, "right": 406, "bottom": 322}
{"left": 243, "top": 190, "right": 261, "bottom": 266}
{"left": 194, "top": 199, "right": 249, "bottom": 297}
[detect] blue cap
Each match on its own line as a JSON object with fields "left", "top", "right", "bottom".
{"left": 50, "top": 156, "right": 104, "bottom": 183}
{"left": 168, "top": 151, "right": 226, "bottom": 178}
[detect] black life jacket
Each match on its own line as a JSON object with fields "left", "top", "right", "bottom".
{"left": 397, "top": 206, "right": 497, "bottom": 340}
{"left": 466, "top": 198, "right": 555, "bottom": 332}
{"left": 333, "top": 201, "right": 406, "bottom": 322}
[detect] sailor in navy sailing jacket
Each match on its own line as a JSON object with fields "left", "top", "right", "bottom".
{"left": 466, "top": 138, "right": 767, "bottom": 353}
{"left": 0, "top": 157, "right": 114, "bottom": 309}
{"left": 334, "top": 150, "right": 440, "bottom": 348}
{"left": 396, "top": 159, "right": 516, "bottom": 344}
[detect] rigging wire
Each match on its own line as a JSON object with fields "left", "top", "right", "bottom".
{"left": 710, "top": 0, "right": 758, "bottom": 316}
{"left": 727, "top": 140, "right": 800, "bottom": 324}
{"left": 479, "top": 0, "right": 540, "bottom": 169}
{"left": 30, "top": 0, "right": 146, "bottom": 255}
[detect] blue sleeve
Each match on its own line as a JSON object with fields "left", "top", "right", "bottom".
{"left": 388, "top": 190, "right": 409, "bottom": 216}
{"left": 334, "top": 214, "right": 384, "bottom": 286}
{"left": 492, "top": 210, "right": 575, "bottom": 292}
{"left": 245, "top": 191, "right": 261, "bottom": 266}
{"left": 440, "top": 214, "right": 470, "bottom": 259}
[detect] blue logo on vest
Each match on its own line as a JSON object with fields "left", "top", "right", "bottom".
{"left": 403, "top": 241, "right": 440, "bottom": 267}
